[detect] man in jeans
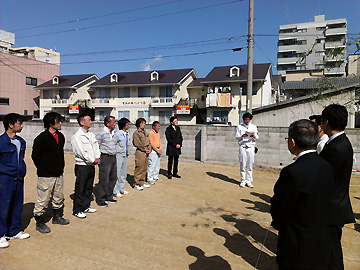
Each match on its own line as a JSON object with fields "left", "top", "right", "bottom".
{"left": 32, "top": 112, "right": 69, "bottom": 234}
{"left": 95, "top": 116, "right": 117, "bottom": 207}
{"left": 0, "top": 113, "right": 29, "bottom": 248}
{"left": 113, "top": 118, "right": 130, "bottom": 198}
{"left": 148, "top": 121, "right": 162, "bottom": 184}
{"left": 71, "top": 114, "right": 100, "bottom": 219}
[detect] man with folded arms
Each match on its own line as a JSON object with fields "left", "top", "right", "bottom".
{"left": 71, "top": 114, "right": 100, "bottom": 219}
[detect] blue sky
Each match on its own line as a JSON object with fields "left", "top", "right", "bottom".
{"left": 1, "top": 0, "right": 359, "bottom": 78}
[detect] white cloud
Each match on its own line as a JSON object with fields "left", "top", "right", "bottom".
{"left": 140, "top": 55, "right": 163, "bottom": 71}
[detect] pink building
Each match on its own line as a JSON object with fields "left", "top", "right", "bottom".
{"left": 0, "top": 51, "right": 60, "bottom": 117}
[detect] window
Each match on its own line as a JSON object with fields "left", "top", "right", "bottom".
{"left": 315, "top": 51, "right": 325, "bottom": 56}
{"left": 151, "top": 71, "right": 159, "bottom": 81}
{"left": 97, "top": 110, "right": 111, "bottom": 121}
{"left": 26, "top": 77, "right": 37, "bottom": 86}
{"left": 99, "top": 88, "right": 111, "bottom": 98}
{"left": 159, "top": 110, "right": 172, "bottom": 124}
{"left": 0, "top": 97, "right": 9, "bottom": 105}
{"left": 213, "top": 111, "right": 228, "bottom": 122}
{"left": 110, "top": 73, "right": 118, "bottom": 82}
{"left": 118, "top": 110, "right": 130, "bottom": 120}
{"left": 297, "top": 28, "right": 307, "bottom": 33}
{"left": 159, "top": 86, "right": 172, "bottom": 97}
{"left": 118, "top": 87, "right": 130, "bottom": 98}
{"left": 241, "top": 82, "right": 258, "bottom": 95}
{"left": 138, "top": 110, "right": 150, "bottom": 122}
{"left": 138, "top": 87, "right": 151, "bottom": 97}
{"left": 316, "top": 27, "right": 326, "bottom": 31}
{"left": 296, "top": 40, "right": 307, "bottom": 45}
{"left": 316, "top": 39, "right": 325, "bottom": 44}
{"left": 43, "top": 90, "right": 52, "bottom": 99}
{"left": 24, "top": 110, "right": 28, "bottom": 115}
{"left": 59, "top": 89, "right": 71, "bottom": 99}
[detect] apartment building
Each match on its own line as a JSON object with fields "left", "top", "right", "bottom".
{"left": 194, "top": 63, "right": 273, "bottom": 125}
{"left": 36, "top": 74, "right": 99, "bottom": 121}
{"left": 88, "top": 69, "right": 197, "bottom": 124}
{"left": 0, "top": 29, "right": 60, "bottom": 117}
{"left": 277, "top": 15, "right": 347, "bottom": 77}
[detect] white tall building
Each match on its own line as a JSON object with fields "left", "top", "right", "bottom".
{"left": 277, "top": 15, "right": 347, "bottom": 77}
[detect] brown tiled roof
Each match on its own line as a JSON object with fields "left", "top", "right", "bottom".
{"left": 201, "top": 63, "right": 271, "bottom": 83}
{"left": 187, "top": 78, "right": 206, "bottom": 88}
{"left": 90, "top": 68, "right": 194, "bottom": 87}
{"left": 35, "top": 74, "right": 97, "bottom": 89}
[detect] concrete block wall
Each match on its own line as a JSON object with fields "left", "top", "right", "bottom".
{"left": 0, "top": 122, "right": 358, "bottom": 170}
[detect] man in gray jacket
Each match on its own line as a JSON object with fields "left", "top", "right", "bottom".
{"left": 113, "top": 118, "right": 130, "bottom": 197}
{"left": 95, "top": 116, "right": 117, "bottom": 207}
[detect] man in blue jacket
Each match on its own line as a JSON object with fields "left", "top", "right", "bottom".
{"left": 0, "top": 113, "right": 30, "bottom": 248}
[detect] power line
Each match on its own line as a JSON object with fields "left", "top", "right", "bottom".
{"left": 10, "top": 0, "right": 183, "bottom": 32}
{"left": 0, "top": 48, "right": 244, "bottom": 66}
{"left": 254, "top": 41, "right": 273, "bottom": 65}
{"left": 34, "top": 36, "right": 247, "bottom": 58}
{"left": 16, "top": 0, "right": 244, "bottom": 39}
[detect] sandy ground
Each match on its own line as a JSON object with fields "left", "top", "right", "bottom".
{"left": 0, "top": 153, "right": 359, "bottom": 270}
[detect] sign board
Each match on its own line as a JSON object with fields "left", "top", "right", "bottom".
{"left": 69, "top": 105, "right": 79, "bottom": 114}
{"left": 177, "top": 105, "right": 190, "bottom": 115}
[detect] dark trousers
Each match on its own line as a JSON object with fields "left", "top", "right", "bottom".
{"left": 328, "top": 225, "right": 344, "bottom": 270}
{"left": 95, "top": 155, "right": 117, "bottom": 204}
{"left": 0, "top": 176, "right": 24, "bottom": 237}
{"left": 167, "top": 155, "right": 179, "bottom": 175}
{"left": 73, "top": 165, "right": 95, "bottom": 214}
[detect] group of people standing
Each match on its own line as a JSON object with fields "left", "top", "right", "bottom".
{"left": 0, "top": 112, "right": 184, "bottom": 247}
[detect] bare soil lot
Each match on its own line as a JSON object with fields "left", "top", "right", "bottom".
{"left": 0, "top": 153, "right": 359, "bottom": 270}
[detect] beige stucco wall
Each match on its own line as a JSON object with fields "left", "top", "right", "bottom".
{"left": 253, "top": 90, "right": 356, "bottom": 128}
{"left": 285, "top": 70, "right": 323, "bottom": 81}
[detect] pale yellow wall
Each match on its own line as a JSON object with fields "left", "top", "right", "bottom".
{"left": 285, "top": 70, "right": 323, "bottom": 81}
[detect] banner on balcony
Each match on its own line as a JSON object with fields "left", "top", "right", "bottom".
{"left": 69, "top": 105, "right": 79, "bottom": 114}
{"left": 177, "top": 105, "right": 190, "bottom": 115}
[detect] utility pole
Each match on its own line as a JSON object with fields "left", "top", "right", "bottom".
{"left": 246, "top": 0, "right": 254, "bottom": 113}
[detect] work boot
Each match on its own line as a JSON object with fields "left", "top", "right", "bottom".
{"left": 35, "top": 215, "right": 51, "bottom": 234}
{"left": 52, "top": 207, "right": 70, "bottom": 225}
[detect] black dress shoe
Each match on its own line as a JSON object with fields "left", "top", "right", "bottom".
{"left": 173, "top": 174, "right": 181, "bottom": 178}
{"left": 167, "top": 174, "right": 172, "bottom": 179}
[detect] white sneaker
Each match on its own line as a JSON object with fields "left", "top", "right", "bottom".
{"left": 155, "top": 178, "right": 162, "bottom": 182}
{"left": 84, "top": 207, "right": 97, "bottom": 213}
{"left": 134, "top": 185, "right": 143, "bottom": 191}
{"left": 121, "top": 190, "right": 129, "bottom": 195}
{"left": 143, "top": 183, "right": 150, "bottom": 188}
{"left": 239, "top": 181, "right": 246, "bottom": 188}
{"left": 0, "top": 236, "right": 9, "bottom": 248}
{"left": 74, "top": 212, "right": 87, "bottom": 219}
{"left": 114, "top": 193, "right": 123, "bottom": 198}
{"left": 10, "top": 231, "right": 30, "bottom": 240}
{"left": 246, "top": 182, "right": 254, "bottom": 188}
{"left": 148, "top": 180, "right": 156, "bottom": 185}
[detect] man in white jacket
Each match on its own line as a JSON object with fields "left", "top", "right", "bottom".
{"left": 235, "top": 112, "right": 259, "bottom": 188}
{"left": 71, "top": 114, "right": 100, "bottom": 219}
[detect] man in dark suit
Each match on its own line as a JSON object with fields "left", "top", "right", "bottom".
{"left": 165, "top": 116, "right": 183, "bottom": 179}
{"left": 320, "top": 104, "right": 355, "bottom": 270}
{"left": 270, "top": 119, "right": 334, "bottom": 270}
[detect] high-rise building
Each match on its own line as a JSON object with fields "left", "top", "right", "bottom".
{"left": 277, "top": 15, "right": 347, "bottom": 77}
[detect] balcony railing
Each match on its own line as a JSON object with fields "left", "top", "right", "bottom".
{"left": 150, "top": 97, "right": 175, "bottom": 107}
{"left": 52, "top": 99, "right": 68, "bottom": 104}
{"left": 91, "top": 98, "right": 110, "bottom": 104}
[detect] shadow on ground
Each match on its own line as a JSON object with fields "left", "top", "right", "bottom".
{"left": 241, "top": 192, "right": 272, "bottom": 213}
{"left": 187, "top": 246, "right": 231, "bottom": 270}
{"left": 213, "top": 215, "right": 277, "bottom": 270}
{"left": 206, "top": 172, "right": 240, "bottom": 185}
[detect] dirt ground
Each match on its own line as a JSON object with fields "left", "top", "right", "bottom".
{"left": 0, "top": 153, "right": 359, "bottom": 270}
